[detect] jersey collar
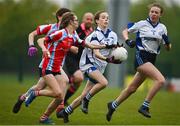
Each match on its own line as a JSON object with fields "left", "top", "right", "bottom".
{"left": 146, "top": 17, "right": 159, "bottom": 28}
{"left": 96, "top": 27, "right": 111, "bottom": 38}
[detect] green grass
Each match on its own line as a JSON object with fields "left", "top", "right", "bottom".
{"left": 0, "top": 73, "right": 180, "bottom": 125}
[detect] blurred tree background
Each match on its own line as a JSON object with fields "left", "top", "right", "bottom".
{"left": 0, "top": 0, "right": 179, "bottom": 82}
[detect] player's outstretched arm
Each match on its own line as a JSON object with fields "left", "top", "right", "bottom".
{"left": 28, "top": 30, "right": 38, "bottom": 46}
{"left": 84, "top": 42, "right": 116, "bottom": 49}
{"left": 28, "top": 30, "right": 38, "bottom": 56}
{"left": 37, "top": 38, "right": 50, "bottom": 58}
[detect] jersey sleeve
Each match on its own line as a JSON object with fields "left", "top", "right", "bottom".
{"left": 127, "top": 21, "right": 142, "bottom": 33}
{"left": 45, "top": 30, "right": 63, "bottom": 43}
{"left": 36, "top": 24, "right": 51, "bottom": 35}
{"left": 87, "top": 32, "right": 101, "bottom": 45}
{"left": 72, "top": 31, "right": 85, "bottom": 47}
{"left": 111, "top": 32, "right": 118, "bottom": 45}
{"left": 161, "top": 25, "right": 170, "bottom": 45}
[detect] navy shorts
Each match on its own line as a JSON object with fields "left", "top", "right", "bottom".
{"left": 84, "top": 66, "right": 98, "bottom": 84}
{"left": 134, "top": 50, "right": 157, "bottom": 69}
{"left": 39, "top": 68, "right": 61, "bottom": 77}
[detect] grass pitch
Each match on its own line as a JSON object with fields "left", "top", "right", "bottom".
{"left": 0, "top": 73, "right": 180, "bottom": 125}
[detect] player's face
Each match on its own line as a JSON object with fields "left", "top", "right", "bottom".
{"left": 72, "top": 16, "right": 79, "bottom": 29}
{"left": 149, "top": 6, "right": 161, "bottom": 24}
{"left": 97, "top": 12, "right": 109, "bottom": 29}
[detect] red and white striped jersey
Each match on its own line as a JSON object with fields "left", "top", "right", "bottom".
{"left": 36, "top": 23, "right": 59, "bottom": 36}
{"left": 39, "top": 28, "right": 84, "bottom": 73}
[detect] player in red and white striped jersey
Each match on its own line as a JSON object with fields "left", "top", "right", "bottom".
{"left": 13, "top": 8, "right": 71, "bottom": 125}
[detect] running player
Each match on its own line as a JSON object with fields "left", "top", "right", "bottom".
{"left": 62, "top": 12, "right": 94, "bottom": 106}
{"left": 106, "top": 2, "right": 171, "bottom": 121}
{"left": 56, "top": 10, "right": 121, "bottom": 123}
{"left": 12, "top": 8, "right": 71, "bottom": 125}
{"left": 15, "top": 12, "right": 116, "bottom": 124}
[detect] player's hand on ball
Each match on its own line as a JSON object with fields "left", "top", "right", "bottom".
{"left": 28, "top": 45, "right": 38, "bottom": 57}
{"left": 117, "top": 43, "right": 124, "bottom": 47}
{"left": 106, "top": 56, "right": 122, "bottom": 64}
{"left": 105, "top": 44, "right": 117, "bottom": 49}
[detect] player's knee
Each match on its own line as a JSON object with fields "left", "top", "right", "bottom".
{"left": 100, "top": 79, "right": 108, "bottom": 88}
{"left": 65, "top": 77, "right": 69, "bottom": 84}
{"left": 74, "top": 75, "right": 84, "bottom": 84}
{"left": 157, "top": 77, "right": 166, "bottom": 87}
{"left": 62, "top": 76, "right": 69, "bottom": 84}
{"left": 54, "top": 91, "right": 63, "bottom": 99}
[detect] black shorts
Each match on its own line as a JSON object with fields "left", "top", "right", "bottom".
{"left": 134, "top": 50, "right": 157, "bottom": 70}
{"left": 63, "top": 53, "right": 80, "bottom": 76}
{"left": 39, "top": 68, "right": 61, "bottom": 77}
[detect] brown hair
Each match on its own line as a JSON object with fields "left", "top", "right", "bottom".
{"left": 148, "top": 2, "right": 164, "bottom": 14}
{"left": 56, "top": 8, "right": 71, "bottom": 22}
{"left": 59, "top": 12, "right": 76, "bottom": 29}
{"left": 94, "top": 10, "right": 106, "bottom": 25}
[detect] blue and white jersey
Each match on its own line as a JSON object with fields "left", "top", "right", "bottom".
{"left": 128, "top": 18, "right": 169, "bottom": 54}
{"left": 80, "top": 27, "right": 118, "bottom": 73}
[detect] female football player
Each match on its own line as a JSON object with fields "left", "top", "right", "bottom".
{"left": 106, "top": 2, "right": 172, "bottom": 121}
{"left": 24, "top": 12, "right": 116, "bottom": 117}
{"left": 56, "top": 10, "right": 121, "bottom": 123}
{"left": 13, "top": 8, "right": 71, "bottom": 125}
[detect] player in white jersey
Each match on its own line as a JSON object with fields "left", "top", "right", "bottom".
{"left": 106, "top": 3, "right": 172, "bottom": 121}
{"left": 56, "top": 10, "right": 121, "bottom": 123}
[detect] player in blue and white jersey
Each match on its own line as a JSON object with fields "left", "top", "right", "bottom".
{"left": 106, "top": 3, "right": 172, "bottom": 121}
{"left": 56, "top": 10, "right": 121, "bottom": 123}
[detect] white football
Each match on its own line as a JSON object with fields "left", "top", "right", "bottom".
{"left": 110, "top": 47, "right": 128, "bottom": 61}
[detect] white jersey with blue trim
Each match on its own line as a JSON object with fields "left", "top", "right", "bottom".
{"left": 128, "top": 18, "right": 169, "bottom": 54}
{"left": 80, "top": 27, "right": 118, "bottom": 73}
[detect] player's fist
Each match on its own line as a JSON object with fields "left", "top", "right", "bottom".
{"left": 106, "top": 56, "right": 122, "bottom": 64}
{"left": 125, "top": 39, "right": 136, "bottom": 48}
{"left": 42, "top": 48, "right": 50, "bottom": 58}
{"left": 105, "top": 44, "right": 117, "bottom": 49}
{"left": 28, "top": 45, "right": 38, "bottom": 57}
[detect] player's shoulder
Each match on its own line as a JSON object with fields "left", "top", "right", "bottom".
{"left": 109, "top": 28, "right": 117, "bottom": 36}
{"left": 50, "top": 29, "right": 64, "bottom": 36}
{"left": 136, "top": 20, "right": 147, "bottom": 26}
{"left": 90, "top": 30, "right": 98, "bottom": 38}
{"left": 39, "top": 23, "right": 54, "bottom": 27}
{"left": 158, "top": 22, "right": 167, "bottom": 30}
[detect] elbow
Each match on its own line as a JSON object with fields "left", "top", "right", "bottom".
{"left": 74, "top": 48, "right": 78, "bottom": 54}
{"left": 122, "top": 29, "right": 128, "bottom": 40}
{"left": 29, "top": 31, "right": 36, "bottom": 38}
{"left": 37, "top": 38, "right": 41, "bottom": 45}
{"left": 37, "top": 38, "right": 44, "bottom": 47}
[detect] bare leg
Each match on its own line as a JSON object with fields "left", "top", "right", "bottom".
{"left": 115, "top": 72, "right": 146, "bottom": 104}
{"left": 41, "top": 70, "right": 68, "bottom": 117}
{"left": 64, "top": 70, "right": 84, "bottom": 104}
{"left": 70, "top": 81, "right": 93, "bottom": 109}
{"left": 137, "top": 62, "right": 165, "bottom": 102}
{"left": 106, "top": 72, "right": 146, "bottom": 121}
{"left": 87, "top": 70, "right": 108, "bottom": 96}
